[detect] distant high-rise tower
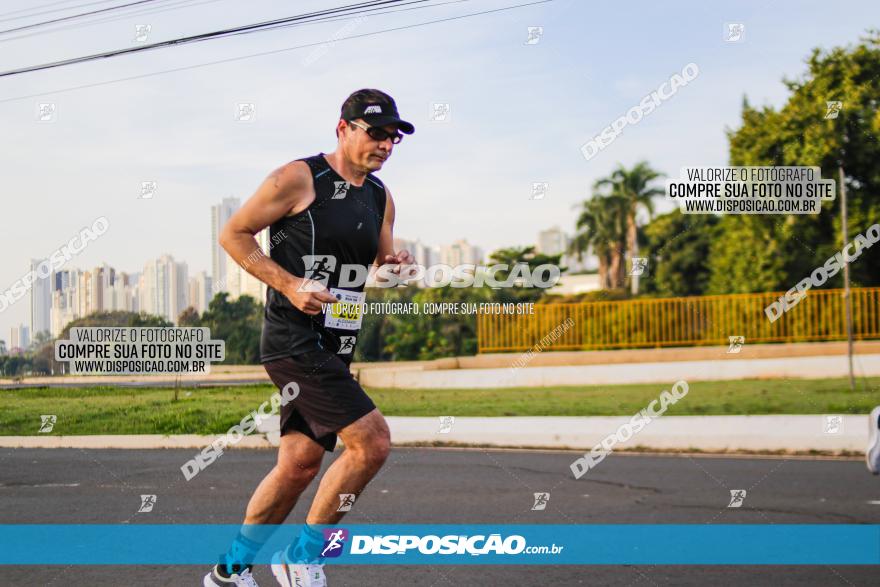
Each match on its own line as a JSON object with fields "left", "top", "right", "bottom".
{"left": 11, "top": 324, "right": 30, "bottom": 351}
{"left": 538, "top": 226, "right": 595, "bottom": 273}
{"left": 51, "top": 268, "right": 81, "bottom": 337}
{"left": 188, "top": 271, "right": 213, "bottom": 314}
{"left": 211, "top": 197, "right": 240, "bottom": 293}
{"left": 537, "top": 227, "right": 567, "bottom": 257}
{"left": 140, "top": 255, "right": 189, "bottom": 323}
{"left": 30, "top": 258, "right": 52, "bottom": 338}
{"left": 226, "top": 229, "right": 269, "bottom": 303}
{"left": 439, "top": 239, "right": 483, "bottom": 266}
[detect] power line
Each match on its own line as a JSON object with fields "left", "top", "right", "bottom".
{"left": 0, "top": 0, "right": 552, "bottom": 102}
{"left": 0, "top": 0, "right": 405, "bottom": 76}
{"left": 225, "top": 0, "right": 469, "bottom": 38}
{"left": 0, "top": 0, "right": 115, "bottom": 22}
{"left": 0, "top": 0, "right": 470, "bottom": 47}
{"left": 0, "top": 0, "right": 431, "bottom": 44}
{"left": 0, "top": 0, "right": 220, "bottom": 43}
{"left": 0, "top": 0, "right": 171, "bottom": 32}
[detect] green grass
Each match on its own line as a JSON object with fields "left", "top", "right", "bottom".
{"left": 1, "top": 377, "right": 878, "bottom": 435}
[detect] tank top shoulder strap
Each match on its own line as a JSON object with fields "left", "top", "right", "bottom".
{"left": 293, "top": 154, "right": 336, "bottom": 208}
{"left": 296, "top": 153, "right": 332, "bottom": 179}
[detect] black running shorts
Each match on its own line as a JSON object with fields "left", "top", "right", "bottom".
{"left": 262, "top": 351, "right": 377, "bottom": 452}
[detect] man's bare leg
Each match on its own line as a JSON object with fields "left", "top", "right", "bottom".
{"left": 306, "top": 408, "right": 391, "bottom": 524}
{"left": 218, "top": 431, "right": 325, "bottom": 575}
{"left": 245, "top": 430, "right": 326, "bottom": 525}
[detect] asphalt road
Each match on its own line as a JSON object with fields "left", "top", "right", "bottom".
{"left": 1, "top": 447, "right": 878, "bottom": 585}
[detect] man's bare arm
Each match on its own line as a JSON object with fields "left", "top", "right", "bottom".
{"left": 375, "top": 186, "right": 396, "bottom": 265}
{"left": 219, "top": 162, "right": 335, "bottom": 314}
{"left": 374, "top": 186, "right": 415, "bottom": 283}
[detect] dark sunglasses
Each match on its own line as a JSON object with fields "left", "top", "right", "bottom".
{"left": 348, "top": 120, "right": 403, "bottom": 144}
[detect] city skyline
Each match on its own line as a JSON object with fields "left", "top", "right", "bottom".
{"left": 4, "top": 197, "right": 557, "bottom": 347}
{"left": 3, "top": 0, "right": 875, "bottom": 342}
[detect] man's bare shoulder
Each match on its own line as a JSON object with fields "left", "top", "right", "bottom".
{"left": 267, "top": 160, "right": 312, "bottom": 193}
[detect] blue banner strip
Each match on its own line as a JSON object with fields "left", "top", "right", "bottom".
{"left": 1, "top": 524, "right": 877, "bottom": 565}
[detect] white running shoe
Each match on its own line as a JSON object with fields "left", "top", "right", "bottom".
{"left": 270, "top": 549, "right": 326, "bottom": 587}
{"left": 867, "top": 405, "right": 880, "bottom": 475}
{"left": 203, "top": 563, "right": 260, "bottom": 587}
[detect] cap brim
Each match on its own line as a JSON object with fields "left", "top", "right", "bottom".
{"left": 363, "top": 114, "right": 415, "bottom": 135}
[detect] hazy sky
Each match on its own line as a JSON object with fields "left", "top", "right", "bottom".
{"left": 1, "top": 0, "right": 878, "bottom": 339}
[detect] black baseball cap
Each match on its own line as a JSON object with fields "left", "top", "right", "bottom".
{"left": 340, "top": 89, "right": 415, "bottom": 135}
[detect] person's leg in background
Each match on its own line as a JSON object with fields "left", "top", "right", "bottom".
{"left": 867, "top": 405, "right": 880, "bottom": 474}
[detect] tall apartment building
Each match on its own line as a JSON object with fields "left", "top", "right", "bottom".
{"left": 211, "top": 197, "right": 240, "bottom": 294}
{"left": 439, "top": 239, "right": 484, "bottom": 266}
{"left": 51, "top": 268, "right": 80, "bottom": 337}
{"left": 10, "top": 324, "right": 30, "bottom": 351}
{"left": 29, "top": 258, "right": 52, "bottom": 339}
{"left": 393, "top": 238, "right": 435, "bottom": 268}
{"left": 537, "top": 226, "right": 595, "bottom": 273}
{"left": 188, "top": 271, "right": 213, "bottom": 314}
{"left": 225, "top": 228, "right": 269, "bottom": 302}
{"left": 139, "top": 255, "right": 189, "bottom": 323}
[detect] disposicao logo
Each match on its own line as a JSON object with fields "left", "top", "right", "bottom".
{"left": 321, "top": 528, "right": 348, "bottom": 558}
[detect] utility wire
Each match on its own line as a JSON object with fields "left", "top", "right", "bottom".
{"left": 0, "top": 0, "right": 171, "bottom": 33}
{"left": 0, "top": 0, "right": 222, "bottom": 43}
{"left": 0, "top": 0, "right": 552, "bottom": 100}
{"left": 0, "top": 0, "right": 404, "bottom": 77}
{"left": 0, "top": 0, "right": 117, "bottom": 22}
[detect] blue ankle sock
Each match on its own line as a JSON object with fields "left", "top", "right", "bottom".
{"left": 286, "top": 524, "right": 325, "bottom": 563}
{"left": 222, "top": 531, "right": 264, "bottom": 576}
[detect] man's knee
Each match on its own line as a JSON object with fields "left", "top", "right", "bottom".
{"left": 340, "top": 410, "right": 391, "bottom": 468}
{"left": 276, "top": 457, "right": 322, "bottom": 486}
{"left": 351, "top": 433, "right": 391, "bottom": 471}
{"left": 371, "top": 435, "right": 392, "bottom": 467}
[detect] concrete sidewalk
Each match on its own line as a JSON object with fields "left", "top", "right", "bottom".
{"left": 359, "top": 353, "right": 880, "bottom": 388}
{"left": 0, "top": 414, "right": 868, "bottom": 454}
{"left": 4, "top": 341, "right": 879, "bottom": 389}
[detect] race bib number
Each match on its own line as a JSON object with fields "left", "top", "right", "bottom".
{"left": 324, "top": 288, "right": 365, "bottom": 330}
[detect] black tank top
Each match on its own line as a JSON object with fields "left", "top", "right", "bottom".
{"left": 260, "top": 152, "right": 387, "bottom": 363}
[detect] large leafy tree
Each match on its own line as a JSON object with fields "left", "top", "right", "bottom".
{"left": 642, "top": 209, "right": 719, "bottom": 297}
{"left": 361, "top": 285, "right": 496, "bottom": 362}
{"left": 593, "top": 161, "right": 664, "bottom": 294}
{"left": 711, "top": 31, "right": 880, "bottom": 293}
{"left": 488, "top": 246, "right": 564, "bottom": 273}
{"left": 197, "top": 293, "right": 263, "bottom": 364}
{"left": 60, "top": 311, "right": 172, "bottom": 336}
{"left": 487, "top": 246, "right": 565, "bottom": 302}
{"left": 0, "top": 354, "right": 29, "bottom": 377}
{"left": 177, "top": 307, "right": 201, "bottom": 326}
{"left": 33, "top": 311, "right": 174, "bottom": 374}
{"left": 570, "top": 194, "right": 627, "bottom": 289}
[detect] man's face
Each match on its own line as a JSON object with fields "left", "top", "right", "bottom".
{"left": 341, "top": 118, "right": 398, "bottom": 171}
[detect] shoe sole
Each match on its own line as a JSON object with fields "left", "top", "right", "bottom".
{"left": 270, "top": 551, "right": 295, "bottom": 587}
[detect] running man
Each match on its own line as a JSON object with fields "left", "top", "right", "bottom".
{"left": 204, "top": 88, "right": 415, "bottom": 587}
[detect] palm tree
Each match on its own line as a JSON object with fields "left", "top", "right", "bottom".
{"left": 570, "top": 194, "right": 627, "bottom": 289}
{"left": 593, "top": 162, "right": 664, "bottom": 294}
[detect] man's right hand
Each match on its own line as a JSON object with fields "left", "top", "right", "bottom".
{"left": 285, "top": 278, "right": 338, "bottom": 315}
